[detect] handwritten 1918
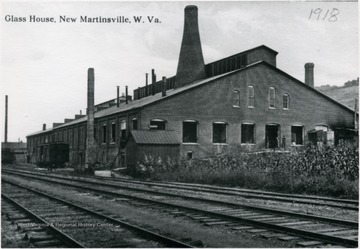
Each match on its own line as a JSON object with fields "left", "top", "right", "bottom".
{"left": 309, "top": 8, "right": 339, "bottom": 22}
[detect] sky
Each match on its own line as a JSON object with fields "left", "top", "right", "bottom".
{"left": 0, "top": 1, "right": 358, "bottom": 143}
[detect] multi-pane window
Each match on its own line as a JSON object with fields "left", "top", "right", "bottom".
{"left": 232, "top": 90, "right": 240, "bottom": 107}
{"left": 248, "top": 86, "right": 254, "bottom": 107}
{"left": 120, "top": 120, "right": 126, "bottom": 138}
{"left": 132, "top": 118, "right": 138, "bottom": 130}
{"left": 241, "top": 124, "right": 255, "bottom": 144}
{"left": 79, "top": 127, "right": 84, "bottom": 145}
{"left": 150, "top": 119, "right": 166, "bottom": 130}
{"left": 213, "top": 122, "right": 227, "bottom": 143}
{"left": 102, "top": 124, "right": 107, "bottom": 144}
{"left": 269, "top": 87, "right": 276, "bottom": 108}
{"left": 183, "top": 121, "right": 198, "bottom": 143}
{"left": 291, "top": 126, "right": 303, "bottom": 145}
{"left": 110, "top": 122, "right": 116, "bottom": 143}
{"left": 283, "top": 94, "right": 290, "bottom": 109}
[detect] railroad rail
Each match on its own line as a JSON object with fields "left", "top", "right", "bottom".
{"left": 2, "top": 170, "right": 358, "bottom": 247}
{"left": 2, "top": 196, "right": 84, "bottom": 247}
{"left": 3, "top": 167, "right": 358, "bottom": 210}
{"left": 1, "top": 180, "right": 194, "bottom": 248}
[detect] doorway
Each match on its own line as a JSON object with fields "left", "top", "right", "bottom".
{"left": 266, "top": 124, "right": 280, "bottom": 149}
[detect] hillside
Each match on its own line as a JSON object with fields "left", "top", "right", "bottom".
{"left": 316, "top": 79, "right": 359, "bottom": 110}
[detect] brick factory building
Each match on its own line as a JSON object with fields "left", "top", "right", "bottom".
{"left": 26, "top": 6, "right": 357, "bottom": 170}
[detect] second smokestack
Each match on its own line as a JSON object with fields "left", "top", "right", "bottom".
{"left": 305, "top": 63, "right": 314, "bottom": 88}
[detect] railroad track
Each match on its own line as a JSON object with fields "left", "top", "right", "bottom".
{"left": 2, "top": 170, "right": 358, "bottom": 247}
{"left": 3, "top": 167, "right": 358, "bottom": 210}
{"left": 2, "top": 196, "right": 80, "bottom": 247}
{"left": 1, "top": 180, "right": 194, "bottom": 248}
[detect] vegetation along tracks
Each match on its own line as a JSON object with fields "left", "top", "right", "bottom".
{"left": 1, "top": 180, "right": 194, "bottom": 248}
{"left": 2, "top": 169, "right": 358, "bottom": 247}
{"left": 3, "top": 168, "right": 358, "bottom": 210}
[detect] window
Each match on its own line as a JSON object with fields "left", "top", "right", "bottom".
{"left": 283, "top": 94, "right": 290, "bottom": 109}
{"left": 150, "top": 119, "right": 166, "bottom": 130}
{"left": 291, "top": 126, "right": 303, "bottom": 145}
{"left": 132, "top": 118, "right": 138, "bottom": 130}
{"left": 120, "top": 120, "right": 126, "bottom": 138}
{"left": 186, "top": 151, "right": 193, "bottom": 160}
{"left": 232, "top": 90, "right": 240, "bottom": 107}
{"left": 213, "top": 122, "right": 227, "bottom": 143}
{"left": 241, "top": 124, "right": 255, "bottom": 144}
{"left": 269, "top": 87, "right": 275, "bottom": 108}
{"left": 248, "top": 86, "right": 254, "bottom": 107}
{"left": 183, "top": 121, "right": 198, "bottom": 143}
{"left": 110, "top": 122, "right": 116, "bottom": 143}
{"left": 94, "top": 126, "right": 97, "bottom": 141}
{"left": 102, "top": 124, "right": 107, "bottom": 144}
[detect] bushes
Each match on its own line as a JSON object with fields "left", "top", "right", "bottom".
{"left": 130, "top": 146, "right": 358, "bottom": 199}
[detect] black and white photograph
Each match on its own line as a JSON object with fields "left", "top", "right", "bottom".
{"left": 1, "top": 1, "right": 359, "bottom": 248}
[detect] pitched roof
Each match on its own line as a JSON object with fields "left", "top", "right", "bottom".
{"left": 28, "top": 59, "right": 355, "bottom": 137}
{"left": 130, "top": 130, "right": 181, "bottom": 145}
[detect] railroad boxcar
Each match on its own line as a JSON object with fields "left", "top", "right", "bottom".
{"left": 36, "top": 143, "right": 69, "bottom": 168}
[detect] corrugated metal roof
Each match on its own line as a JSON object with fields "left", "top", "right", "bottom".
{"left": 131, "top": 130, "right": 181, "bottom": 145}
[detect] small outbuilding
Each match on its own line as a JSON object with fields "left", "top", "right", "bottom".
{"left": 126, "top": 130, "right": 181, "bottom": 167}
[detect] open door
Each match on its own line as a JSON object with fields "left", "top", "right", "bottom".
{"left": 266, "top": 124, "right": 280, "bottom": 149}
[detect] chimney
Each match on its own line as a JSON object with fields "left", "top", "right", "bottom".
{"left": 145, "top": 73, "right": 149, "bottom": 96}
{"left": 80, "top": 110, "right": 83, "bottom": 115}
{"left": 305, "top": 63, "right": 314, "bottom": 88}
{"left": 175, "top": 5, "right": 206, "bottom": 89}
{"left": 117, "top": 86, "right": 120, "bottom": 107}
{"left": 85, "top": 68, "right": 97, "bottom": 172}
{"left": 151, "top": 69, "right": 156, "bottom": 95}
{"left": 125, "top": 86, "right": 128, "bottom": 104}
{"left": 42, "top": 124, "right": 46, "bottom": 131}
{"left": 4, "top": 95, "right": 8, "bottom": 143}
{"left": 162, "top": 77, "right": 167, "bottom": 97}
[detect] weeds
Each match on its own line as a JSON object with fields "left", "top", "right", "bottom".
{"left": 130, "top": 145, "right": 358, "bottom": 199}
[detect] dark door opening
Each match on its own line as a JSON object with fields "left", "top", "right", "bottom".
{"left": 266, "top": 124, "right": 280, "bottom": 149}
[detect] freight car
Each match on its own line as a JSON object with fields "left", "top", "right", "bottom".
{"left": 36, "top": 143, "right": 69, "bottom": 168}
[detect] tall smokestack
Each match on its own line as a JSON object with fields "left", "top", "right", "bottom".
{"left": 151, "top": 69, "right": 156, "bottom": 95}
{"left": 305, "top": 63, "right": 314, "bottom": 88}
{"left": 125, "top": 86, "right": 128, "bottom": 104}
{"left": 162, "top": 77, "right": 167, "bottom": 97}
{"left": 85, "top": 68, "right": 97, "bottom": 173}
{"left": 145, "top": 73, "right": 149, "bottom": 96}
{"left": 175, "top": 5, "right": 206, "bottom": 89}
{"left": 4, "top": 95, "right": 8, "bottom": 143}
{"left": 117, "top": 86, "right": 120, "bottom": 107}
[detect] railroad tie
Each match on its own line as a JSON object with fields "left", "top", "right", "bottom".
{"left": 33, "top": 239, "right": 63, "bottom": 247}
{"left": 296, "top": 241, "right": 324, "bottom": 247}
{"left": 278, "top": 236, "right": 301, "bottom": 241}
{"left": 204, "top": 221, "right": 233, "bottom": 226}
{"left": 231, "top": 226, "right": 253, "bottom": 230}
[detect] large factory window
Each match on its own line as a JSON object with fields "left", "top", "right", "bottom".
{"left": 232, "top": 90, "right": 240, "bottom": 107}
{"left": 241, "top": 124, "right": 255, "bottom": 144}
{"left": 183, "top": 120, "right": 197, "bottom": 143}
{"left": 213, "top": 122, "right": 227, "bottom": 143}
{"left": 150, "top": 119, "right": 166, "bottom": 130}
{"left": 102, "top": 124, "right": 107, "bottom": 144}
{"left": 248, "top": 86, "right": 254, "bottom": 107}
{"left": 283, "top": 94, "right": 290, "bottom": 109}
{"left": 291, "top": 126, "right": 304, "bottom": 145}
{"left": 120, "top": 120, "right": 127, "bottom": 137}
{"left": 132, "top": 118, "right": 138, "bottom": 130}
{"left": 269, "top": 87, "right": 276, "bottom": 108}
{"left": 110, "top": 122, "right": 116, "bottom": 143}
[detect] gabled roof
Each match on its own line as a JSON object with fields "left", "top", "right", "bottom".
{"left": 28, "top": 59, "right": 355, "bottom": 137}
{"left": 130, "top": 130, "right": 181, "bottom": 145}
